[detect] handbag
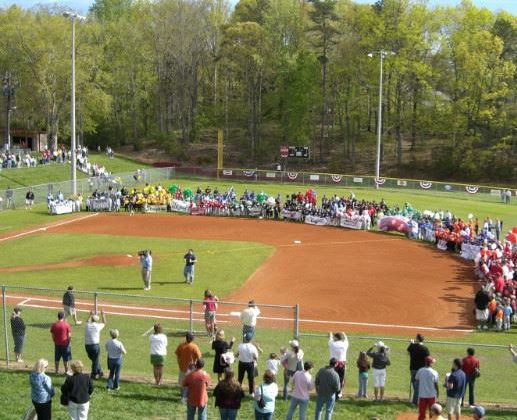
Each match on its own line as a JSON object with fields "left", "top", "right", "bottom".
{"left": 474, "top": 367, "right": 481, "bottom": 378}
{"left": 257, "top": 385, "right": 266, "bottom": 409}
{"left": 60, "top": 393, "right": 69, "bottom": 406}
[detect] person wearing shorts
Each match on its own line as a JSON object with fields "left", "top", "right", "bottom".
{"left": 203, "top": 290, "right": 219, "bottom": 338}
{"left": 62, "top": 286, "right": 82, "bottom": 325}
{"left": 446, "top": 358, "right": 466, "bottom": 420}
{"left": 474, "top": 288, "right": 489, "bottom": 330}
{"left": 149, "top": 323, "right": 168, "bottom": 385}
{"left": 25, "top": 188, "right": 35, "bottom": 210}
{"left": 367, "top": 342, "right": 391, "bottom": 401}
{"left": 50, "top": 311, "right": 72, "bottom": 374}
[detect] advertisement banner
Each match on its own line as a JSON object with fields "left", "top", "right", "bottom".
{"left": 309, "top": 174, "right": 320, "bottom": 181}
{"left": 266, "top": 172, "right": 276, "bottom": 178}
{"left": 353, "top": 177, "right": 363, "bottom": 183}
{"left": 281, "top": 209, "right": 303, "bottom": 221}
{"left": 305, "top": 215, "right": 330, "bottom": 226}
{"left": 339, "top": 215, "right": 364, "bottom": 230}
{"left": 171, "top": 199, "right": 190, "bottom": 213}
{"left": 397, "top": 180, "right": 407, "bottom": 187}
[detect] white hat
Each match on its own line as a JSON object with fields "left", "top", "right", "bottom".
{"left": 91, "top": 314, "right": 100, "bottom": 322}
{"left": 376, "top": 341, "right": 385, "bottom": 348}
{"left": 289, "top": 339, "right": 299, "bottom": 348}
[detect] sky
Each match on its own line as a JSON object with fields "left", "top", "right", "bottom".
{"left": 0, "top": 0, "right": 516, "bottom": 16}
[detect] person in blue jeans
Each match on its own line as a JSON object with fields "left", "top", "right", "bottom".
{"left": 184, "top": 249, "right": 197, "bottom": 284}
{"left": 254, "top": 370, "right": 279, "bottom": 420}
{"left": 314, "top": 358, "right": 341, "bottom": 420}
{"left": 286, "top": 361, "right": 314, "bottom": 420}
{"left": 105, "top": 329, "right": 127, "bottom": 391}
{"left": 213, "top": 369, "right": 245, "bottom": 420}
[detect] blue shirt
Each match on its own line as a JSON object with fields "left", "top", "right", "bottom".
{"left": 30, "top": 372, "right": 54, "bottom": 403}
{"left": 446, "top": 369, "right": 466, "bottom": 399}
{"left": 254, "top": 383, "right": 278, "bottom": 414}
{"left": 140, "top": 254, "right": 152, "bottom": 271}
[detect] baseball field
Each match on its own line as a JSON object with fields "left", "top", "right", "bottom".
{"left": 1, "top": 164, "right": 517, "bottom": 419}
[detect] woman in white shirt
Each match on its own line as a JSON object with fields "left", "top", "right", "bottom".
{"left": 282, "top": 339, "right": 304, "bottom": 400}
{"left": 328, "top": 331, "right": 349, "bottom": 398}
{"left": 254, "top": 370, "right": 279, "bottom": 419}
{"left": 149, "top": 323, "right": 168, "bottom": 385}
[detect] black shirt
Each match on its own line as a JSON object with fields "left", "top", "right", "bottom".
{"left": 407, "top": 343, "right": 430, "bottom": 371}
{"left": 10, "top": 315, "right": 25, "bottom": 335}
{"left": 474, "top": 290, "right": 489, "bottom": 310}
{"left": 63, "top": 291, "right": 75, "bottom": 307}
{"left": 62, "top": 373, "right": 94, "bottom": 404}
{"left": 184, "top": 253, "right": 196, "bottom": 266}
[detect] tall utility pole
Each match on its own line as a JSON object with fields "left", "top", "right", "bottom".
{"left": 368, "top": 50, "right": 395, "bottom": 188}
{"left": 63, "top": 12, "right": 85, "bottom": 195}
{"left": 3, "top": 72, "right": 16, "bottom": 150}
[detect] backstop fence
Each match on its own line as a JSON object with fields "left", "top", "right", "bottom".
{"left": 1, "top": 285, "right": 516, "bottom": 404}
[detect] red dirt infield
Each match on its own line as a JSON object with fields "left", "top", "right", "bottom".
{"left": 32, "top": 212, "right": 478, "bottom": 336}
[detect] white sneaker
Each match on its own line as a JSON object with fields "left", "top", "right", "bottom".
{"left": 181, "top": 397, "right": 187, "bottom": 405}
{"left": 76, "top": 321, "right": 82, "bottom": 325}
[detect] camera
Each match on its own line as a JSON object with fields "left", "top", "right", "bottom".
{"left": 138, "top": 250, "right": 148, "bottom": 256}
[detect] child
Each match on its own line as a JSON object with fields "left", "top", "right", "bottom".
{"left": 356, "top": 351, "right": 370, "bottom": 398}
{"left": 503, "top": 299, "right": 513, "bottom": 331}
{"left": 266, "top": 352, "right": 281, "bottom": 376}
{"left": 181, "top": 362, "right": 195, "bottom": 405}
{"left": 495, "top": 302, "right": 504, "bottom": 331}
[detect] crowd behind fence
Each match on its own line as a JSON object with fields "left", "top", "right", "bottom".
{"left": 2, "top": 285, "right": 517, "bottom": 404}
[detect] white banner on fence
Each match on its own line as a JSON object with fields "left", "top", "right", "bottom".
{"left": 397, "top": 180, "right": 407, "bottom": 186}
{"left": 305, "top": 215, "right": 331, "bottom": 226}
{"left": 171, "top": 199, "right": 190, "bottom": 213}
{"left": 461, "top": 242, "right": 481, "bottom": 260}
{"left": 266, "top": 172, "right": 276, "bottom": 178}
{"left": 222, "top": 169, "right": 233, "bottom": 176}
{"left": 353, "top": 177, "right": 363, "bottom": 183}
{"left": 309, "top": 174, "right": 320, "bottom": 181}
{"left": 339, "top": 215, "right": 364, "bottom": 230}
{"left": 437, "top": 239, "right": 448, "bottom": 251}
{"left": 490, "top": 189, "right": 502, "bottom": 196}
{"left": 281, "top": 209, "right": 303, "bottom": 221}
{"left": 88, "top": 198, "right": 111, "bottom": 211}
{"left": 50, "top": 201, "right": 75, "bottom": 215}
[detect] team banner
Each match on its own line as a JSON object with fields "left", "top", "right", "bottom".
{"left": 88, "top": 198, "right": 111, "bottom": 211}
{"left": 420, "top": 181, "right": 433, "bottom": 189}
{"left": 437, "top": 239, "right": 448, "bottom": 251}
{"left": 305, "top": 215, "right": 331, "bottom": 226}
{"left": 281, "top": 209, "right": 303, "bottom": 221}
{"left": 339, "top": 215, "right": 364, "bottom": 230}
{"left": 378, "top": 216, "right": 411, "bottom": 235}
{"left": 190, "top": 205, "right": 205, "bottom": 215}
{"left": 247, "top": 206, "right": 263, "bottom": 217}
{"left": 49, "top": 201, "right": 75, "bottom": 215}
{"left": 287, "top": 172, "right": 299, "bottom": 180}
{"left": 171, "top": 199, "right": 190, "bottom": 213}
{"left": 331, "top": 175, "right": 342, "bottom": 183}
{"left": 460, "top": 242, "right": 481, "bottom": 260}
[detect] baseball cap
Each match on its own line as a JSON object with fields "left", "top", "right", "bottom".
{"left": 473, "top": 406, "right": 485, "bottom": 416}
{"left": 375, "top": 341, "right": 385, "bottom": 348}
{"left": 289, "top": 339, "right": 299, "bottom": 348}
{"left": 425, "top": 356, "right": 436, "bottom": 365}
{"left": 91, "top": 314, "right": 100, "bottom": 322}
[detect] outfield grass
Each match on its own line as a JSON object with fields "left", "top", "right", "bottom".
{"left": 0, "top": 152, "right": 149, "bottom": 190}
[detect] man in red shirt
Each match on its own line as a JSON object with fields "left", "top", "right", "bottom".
{"left": 182, "top": 358, "right": 211, "bottom": 420}
{"left": 461, "top": 347, "right": 480, "bottom": 407}
{"left": 50, "top": 311, "right": 72, "bottom": 374}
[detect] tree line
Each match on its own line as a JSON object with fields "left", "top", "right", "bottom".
{"left": 1, "top": 0, "right": 516, "bottom": 181}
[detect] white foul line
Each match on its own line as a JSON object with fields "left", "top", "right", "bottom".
{"left": 0, "top": 213, "right": 99, "bottom": 242}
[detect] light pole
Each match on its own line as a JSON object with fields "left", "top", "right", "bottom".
{"left": 368, "top": 50, "right": 395, "bottom": 188}
{"left": 3, "top": 72, "right": 16, "bottom": 150}
{"left": 63, "top": 11, "right": 85, "bottom": 195}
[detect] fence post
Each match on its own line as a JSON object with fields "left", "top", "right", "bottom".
{"left": 189, "top": 300, "right": 193, "bottom": 333}
{"left": 2, "top": 286, "right": 10, "bottom": 367}
{"left": 294, "top": 304, "right": 299, "bottom": 339}
{"left": 93, "top": 292, "right": 98, "bottom": 314}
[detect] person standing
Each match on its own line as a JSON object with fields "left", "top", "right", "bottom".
{"left": 240, "top": 300, "right": 260, "bottom": 340}
{"left": 286, "top": 361, "right": 314, "bottom": 420}
{"left": 11, "top": 306, "right": 26, "bottom": 362}
{"left": 314, "top": 358, "right": 341, "bottom": 420}
{"left": 415, "top": 356, "right": 439, "bottom": 420}
{"left": 30, "top": 358, "right": 55, "bottom": 420}
{"left": 446, "top": 358, "right": 466, "bottom": 420}
{"left": 407, "top": 333, "right": 430, "bottom": 405}
{"left": 5, "top": 186, "right": 14, "bottom": 209}
{"left": 84, "top": 310, "right": 106, "bottom": 379}
{"left": 50, "top": 311, "right": 72, "bottom": 374}
{"left": 236, "top": 333, "right": 259, "bottom": 396}
{"left": 105, "top": 329, "right": 127, "bottom": 391}
{"left": 367, "top": 342, "right": 391, "bottom": 402}
{"left": 61, "top": 360, "right": 94, "bottom": 420}
{"left": 253, "top": 370, "right": 279, "bottom": 420}
{"left": 212, "top": 330, "right": 235, "bottom": 382}
{"left": 282, "top": 339, "right": 304, "bottom": 400}
{"left": 203, "top": 289, "right": 219, "bottom": 338}
{"left": 139, "top": 250, "right": 153, "bottom": 291}
{"left": 182, "top": 358, "right": 211, "bottom": 420}
{"left": 213, "top": 369, "right": 245, "bottom": 420}
{"left": 474, "top": 288, "right": 489, "bottom": 330}
{"left": 149, "top": 323, "right": 168, "bottom": 385}
{"left": 184, "top": 249, "right": 197, "bottom": 284}
{"left": 175, "top": 332, "right": 202, "bottom": 397}
{"left": 462, "top": 347, "right": 480, "bottom": 407}
{"left": 62, "top": 286, "right": 82, "bottom": 325}
{"left": 25, "top": 188, "right": 35, "bottom": 210}
{"left": 328, "top": 331, "right": 348, "bottom": 399}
